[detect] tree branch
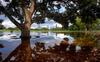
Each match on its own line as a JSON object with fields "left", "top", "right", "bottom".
{"left": 29, "top": 0, "right": 36, "bottom": 17}
{"left": 0, "top": 6, "right": 22, "bottom": 29}
{"left": 22, "top": 0, "right": 36, "bottom": 26}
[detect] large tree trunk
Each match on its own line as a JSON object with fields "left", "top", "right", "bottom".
{"left": 19, "top": 17, "right": 33, "bottom": 62}
{"left": 17, "top": 38, "right": 33, "bottom": 62}
{"left": 1, "top": 0, "right": 36, "bottom": 62}
{"left": 21, "top": 29, "right": 30, "bottom": 43}
{"left": 3, "top": 39, "right": 33, "bottom": 62}
{"left": 17, "top": 2, "right": 35, "bottom": 61}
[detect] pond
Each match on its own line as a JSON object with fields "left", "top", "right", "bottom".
{"left": 0, "top": 31, "right": 100, "bottom": 61}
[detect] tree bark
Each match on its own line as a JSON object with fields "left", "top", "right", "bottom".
{"left": 20, "top": 29, "right": 31, "bottom": 43}
{"left": 3, "top": 39, "right": 33, "bottom": 62}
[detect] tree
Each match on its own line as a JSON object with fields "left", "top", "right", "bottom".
{"left": 0, "top": 0, "right": 65, "bottom": 62}
{"left": 0, "top": 0, "right": 36, "bottom": 41}
{"left": 76, "top": 0, "right": 100, "bottom": 30}
{"left": 0, "top": 0, "right": 36, "bottom": 62}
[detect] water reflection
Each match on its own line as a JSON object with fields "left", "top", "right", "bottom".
{"left": 0, "top": 32, "right": 3, "bottom": 36}
{"left": 0, "top": 31, "right": 100, "bottom": 62}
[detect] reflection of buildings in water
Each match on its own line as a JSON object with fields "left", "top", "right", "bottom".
{"left": 37, "top": 31, "right": 74, "bottom": 41}
{"left": 31, "top": 31, "right": 74, "bottom": 44}
{"left": 34, "top": 31, "right": 56, "bottom": 38}
{"left": 47, "top": 31, "right": 56, "bottom": 37}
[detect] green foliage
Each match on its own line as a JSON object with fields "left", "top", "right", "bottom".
{"left": 0, "top": 0, "right": 100, "bottom": 30}
{"left": 72, "top": 32, "right": 97, "bottom": 46}
{"left": 75, "top": 17, "right": 85, "bottom": 30}
{"left": 92, "top": 19, "right": 100, "bottom": 30}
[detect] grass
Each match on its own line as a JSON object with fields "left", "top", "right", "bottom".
{"left": 0, "top": 29, "right": 20, "bottom": 32}
{"left": 0, "top": 29, "right": 100, "bottom": 33}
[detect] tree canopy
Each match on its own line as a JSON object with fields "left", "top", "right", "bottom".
{"left": 0, "top": 0, "right": 100, "bottom": 30}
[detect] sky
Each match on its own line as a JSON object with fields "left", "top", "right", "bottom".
{"left": 0, "top": 0, "right": 66, "bottom": 29}
{"left": 2, "top": 18, "right": 62, "bottom": 29}
{"left": 0, "top": 0, "right": 9, "bottom": 6}
{"left": 0, "top": 15, "right": 6, "bottom": 20}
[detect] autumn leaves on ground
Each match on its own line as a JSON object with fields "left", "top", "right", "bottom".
{"left": 0, "top": 34, "right": 100, "bottom": 62}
